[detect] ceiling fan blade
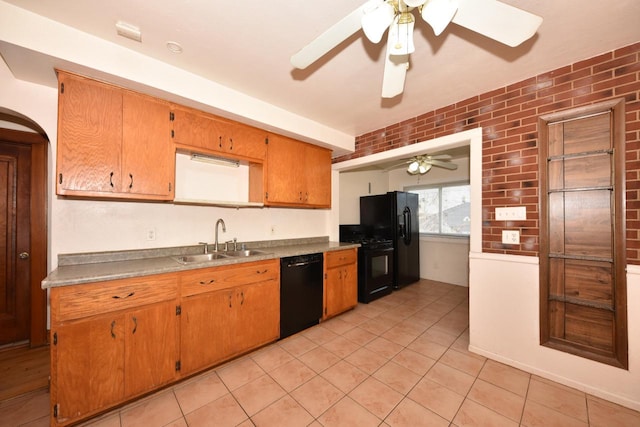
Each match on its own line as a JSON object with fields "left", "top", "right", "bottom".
{"left": 381, "top": 26, "right": 409, "bottom": 98}
{"left": 428, "top": 154, "right": 453, "bottom": 160}
{"left": 291, "top": 0, "right": 383, "bottom": 69}
{"left": 428, "top": 159, "right": 458, "bottom": 170}
{"left": 452, "top": 0, "right": 543, "bottom": 47}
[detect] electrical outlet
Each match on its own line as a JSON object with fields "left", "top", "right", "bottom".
{"left": 146, "top": 228, "right": 156, "bottom": 241}
{"left": 502, "top": 230, "right": 520, "bottom": 244}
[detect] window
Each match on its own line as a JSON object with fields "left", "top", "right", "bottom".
{"left": 408, "top": 183, "right": 470, "bottom": 236}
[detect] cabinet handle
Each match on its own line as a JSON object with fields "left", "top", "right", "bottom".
{"left": 199, "top": 279, "right": 215, "bottom": 285}
{"left": 256, "top": 269, "right": 268, "bottom": 274}
{"left": 109, "top": 171, "right": 114, "bottom": 188}
{"left": 219, "top": 136, "right": 223, "bottom": 149}
{"left": 229, "top": 138, "right": 233, "bottom": 151}
{"left": 240, "top": 291, "right": 244, "bottom": 305}
{"left": 228, "top": 294, "right": 232, "bottom": 308}
{"left": 129, "top": 173, "right": 134, "bottom": 189}
{"left": 299, "top": 191, "right": 303, "bottom": 201}
{"left": 132, "top": 316, "right": 137, "bottom": 334}
{"left": 112, "top": 292, "right": 135, "bottom": 299}
{"left": 110, "top": 320, "right": 116, "bottom": 339}
{"left": 338, "top": 270, "right": 342, "bottom": 279}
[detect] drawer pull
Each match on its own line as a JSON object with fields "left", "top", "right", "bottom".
{"left": 257, "top": 269, "right": 268, "bottom": 274}
{"left": 228, "top": 294, "right": 232, "bottom": 308}
{"left": 240, "top": 291, "right": 244, "bottom": 305}
{"left": 199, "top": 279, "right": 215, "bottom": 285}
{"left": 112, "top": 292, "right": 135, "bottom": 300}
{"left": 132, "top": 317, "right": 137, "bottom": 334}
{"left": 110, "top": 320, "right": 116, "bottom": 339}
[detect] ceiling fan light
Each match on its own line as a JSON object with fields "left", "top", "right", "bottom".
{"left": 419, "top": 162, "right": 432, "bottom": 174}
{"left": 422, "top": 0, "right": 459, "bottom": 36}
{"left": 389, "top": 13, "right": 415, "bottom": 56}
{"left": 361, "top": 1, "right": 396, "bottom": 44}
{"left": 408, "top": 160, "right": 420, "bottom": 174}
{"left": 403, "top": 0, "right": 427, "bottom": 7}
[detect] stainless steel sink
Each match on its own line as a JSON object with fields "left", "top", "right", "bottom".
{"left": 173, "top": 253, "right": 229, "bottom": 264}
{"left": 224, "top": 249, "right": 268, "bottom": 257}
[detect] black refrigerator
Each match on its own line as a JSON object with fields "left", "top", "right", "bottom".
{"left": 360, "top": 191, "right": 420, "bottom": 288}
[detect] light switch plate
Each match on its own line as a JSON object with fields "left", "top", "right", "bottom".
{"left": 495, "top": 206, "right": 527, "bottom": 221}
{"left": 502, "top": 230, "right": 520, "bottom": 244}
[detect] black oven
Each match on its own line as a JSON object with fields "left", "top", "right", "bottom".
{"left": 340, "top": 225, "right": 394, "bottom": 303}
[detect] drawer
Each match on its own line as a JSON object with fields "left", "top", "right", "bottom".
{"left": 181, "top": 259, "right": 279, "bottom": 297}
{"left": 325, "top": 248, "right": 357, "bottom": 269}
{"left": 52, "top": 273, "right": 178, "bottom": 322}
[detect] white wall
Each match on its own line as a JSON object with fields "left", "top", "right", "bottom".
{"left": 338, "top": 170, "right": 389, "bottom": 224}
{"left": 469, "top": 253, "right": 640, "bottom": 411}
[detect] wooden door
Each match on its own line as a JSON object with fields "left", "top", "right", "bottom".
{"left": 228, "top": 123, "right": 267, "bottom": 160}
{"left": 125, "top": 301, "right": 177, "bottom": 396}
{"left": 56, "top": 71, "right": 122, "bottom": 194}
{"left": 122, "top": 92, "right": 173, "bottom": 198}
{"left": 0, "top": 129, "right": 47, "bottom": 347}
{"left": 172, "top": 106, "right": 225, "bottom": 152}
{"left": 180, "top": 289, "right": 235, "bottom": 375}
{"left": 54, "top": 315, "right": 125, "bottom": 423}
{"left": 233, "top": 280, "right": 279, "bottom": 353}
{"left": 0, "top": 142, "right": 30, "bottom": 345}
{"left": 539, "top": 99, "right": 627, "bottom": 368}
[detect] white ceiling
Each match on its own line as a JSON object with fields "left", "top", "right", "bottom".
{"left": 1, "top": 0, "right": 639, "bottom": 142}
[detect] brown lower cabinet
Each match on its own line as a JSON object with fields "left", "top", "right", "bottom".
{"left": 49, "top": 259, "right": 280, "bottom": 426}
{"left": 324, "top": 248, "right": 358, "bottom": 320}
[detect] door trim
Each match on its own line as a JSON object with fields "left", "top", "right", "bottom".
{"left": 0, "top": 128, "right": 48, "bottom": 347}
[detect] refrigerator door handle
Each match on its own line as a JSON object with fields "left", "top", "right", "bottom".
{"left": 403, "top": 206, "right": 412, "bottom": 245}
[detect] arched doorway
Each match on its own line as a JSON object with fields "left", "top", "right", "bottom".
{"left": 0, "top": 111, "right": 48, "bottom": 348}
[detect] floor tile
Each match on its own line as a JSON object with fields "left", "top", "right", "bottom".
{"left": 290, "top": 375, "right": 344, "bottom": 417}
{"left": 216, "top": 356, "right": 266, "bottom": 391}
{"left": 385, "top": 397, "right": 449, "bottom": 427}
{"left": 587, "top": 395, "right": 640, "bottom": 427}
{"left": 321, "top": 335, "right": 361, "bottom": 358}
{"left": 425, "top": 362, "right": 475, "bottom": 396}
{"left": 341, "top": 326, "right": 377, "bottom": 346}
{"left": 251, "top": 345, "right": 295, "bottom": 372}
{"left": 408, "top": 377, "right": 465, "bottom": 421}
{"left": 527, "top": 377, "right": 588, "bottom": 422}
{"left": 344, "top": 346, "right": 388, "bottom": 374}
{"left": 477, "top": 359, "right": 530, "bottom": 397}
{"left": 278, "top": 334, "right": 318, "bottom": 357}
{"left": 232, "top": 374, "right": 286, "bottom": 416}
{"left": 391, "top": 348, "right": 436, "bottom": 376}
{"left": 173, "top": 371, "right": 228, "bottom": 415}
{"left": 120, "top": 390, "right": 183, "bottom": 427}
{"left": 320, "top": 360, "right": 369, "bottom": 393}
{"left": 301, "top": 325, "right": 338, "bottom": 345}
{"left": 407, "top": 335, "right": 449, "bottom": 359}
{"left": 297, "top": 345, "right": 340, "bottom": 373}
{"left": 467, "top": 378, "right": 525, "bottom": 422}
{"left": 268, "top": 358, "right": 317, "bottom": 392}
{"left": 364, "top": 336, "right": 404, "bottom": 359}
{"left": 521, "top": 399, "right": 588, "bottom": 427}
{"left": 251, "top": 395, "right": 314, "bottom": 427}
{"left": 184, "top": 393, "right": 248, "bottom": 427}
{"left": 439, "top": 348, "right": 486, "bottom": 377}
{"left": 317, "top": 396, "right": 381, "bottom": 427}
{"left": 453, "top": 397, "right": 519, "bottom": 427}
{"left": 372, "top": 360, "right": 421, "bottom": 395}
{"left": 348, "top": 377, "right": 404, "bottom": 419}
{"left": 321, "top": 316, "right": 356, "bottom": 335}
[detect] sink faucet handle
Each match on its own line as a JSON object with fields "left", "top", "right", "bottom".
{"left": 198, "top": 242, "right": 209, "bottom": 254}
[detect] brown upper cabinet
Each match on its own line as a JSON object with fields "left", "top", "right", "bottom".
{"left": 264, "top": 134, "right": 331, "bottom": 208}
{"left": 171, "top": 106, "right": 267, "bottom": 161}
{"left": 56, "top": 71, "right": 174, "bottom": 200}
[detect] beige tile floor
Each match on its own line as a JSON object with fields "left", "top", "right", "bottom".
{"left": 3, "top": 279, "right": 640, "bottom": 427}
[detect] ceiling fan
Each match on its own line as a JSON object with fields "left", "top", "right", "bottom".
{"left": 290, "top": 0, "right": 543, "bottom": 98}
{"left": 387, "top": 154, "right": 458, "bottom": 174}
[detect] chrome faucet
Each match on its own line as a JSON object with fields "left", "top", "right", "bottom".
{"left": 214, "top": 218, "right": 226, "bottom": 252}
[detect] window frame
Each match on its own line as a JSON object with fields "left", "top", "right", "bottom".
{"left": 405, "top": 181, "right": 471, "bottom": 239}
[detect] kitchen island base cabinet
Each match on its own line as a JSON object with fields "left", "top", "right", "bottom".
{"left": 324, "top": 249, "right": 358, "bottom": 320}
{"left": 50, "top": 274, "right": 179, "bottom": 427}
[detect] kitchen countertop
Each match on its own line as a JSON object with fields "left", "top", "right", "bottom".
{"left": 42, "top": 237, "right": 359, "bottom": 289}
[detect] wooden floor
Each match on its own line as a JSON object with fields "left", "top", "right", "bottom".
{"left": 0, "top": 344, "right": 49, "bottom": 401}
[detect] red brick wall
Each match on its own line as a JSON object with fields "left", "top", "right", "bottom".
{"left": 334, "top": 42, "right": 640, "bottom": 261}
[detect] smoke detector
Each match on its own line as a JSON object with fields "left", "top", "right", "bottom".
{"left": 115, "top": 21, "right": 142, "bottom": 42}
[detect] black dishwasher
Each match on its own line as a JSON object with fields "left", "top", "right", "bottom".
{"left": 280, "top": 253, "right": 324, "bottom": 339}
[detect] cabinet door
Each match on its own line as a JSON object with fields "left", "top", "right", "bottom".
{"left": 125, "top": 301, "right": 178, "bottom": 397}
{"left": 180, "top": 289, "right": 235, "bottom": 375}
{"left": 304, "top": 144, "right": 332, "bottom": 207}
{"left": 172, "top": 106, "right": 225, "bottom": 152}
{"left": 227, "top": 122, "right": 267, "bottom": 160}
{"left": 325, "top": 263, "right": 357, "bottom": 319}
{"left": 53, "top": 314, "right": 125, "bottom": 424}
{"left": 57, "top": 72, "right": 122, "bottom": 194}
{"left": 234, "top": 280, "right": 279, "bottom": 353}
{"left": 265, "top": 134, "right": 304, "bottom": 205}
{"left": 122, "top": 92, "right": 174, "bottom": 199}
